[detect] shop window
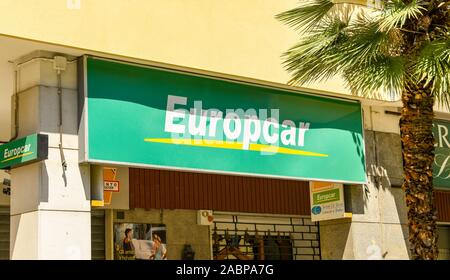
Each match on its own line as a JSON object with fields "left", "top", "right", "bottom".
{"left": 212, "top": 215, "right": 320, "bottom": 260}
{"left": 263, "top": 235, "right": 293, "bottom": 260}
{"left": 113, "top": 222, "right": 167, "bottom": 260}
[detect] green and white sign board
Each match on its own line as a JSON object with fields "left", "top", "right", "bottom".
{"left": 433, "top": 119, "right": 450, "bottom": 189}
{"left": 0, "top": 134, "right": 48, "bottom": 169}
{"left": 80, "top": 56, "right": 366, "bottom": 183}
{"left": 310, "top": 182, "right": 346, "bottom": 222}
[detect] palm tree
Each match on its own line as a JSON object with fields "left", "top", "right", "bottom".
{"left": 277, "top": 0, "right": 449, "bottom": 260}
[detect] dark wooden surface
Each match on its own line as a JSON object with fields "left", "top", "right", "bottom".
{"left": 129, "top": 168, "right": 311, "bottom": 215}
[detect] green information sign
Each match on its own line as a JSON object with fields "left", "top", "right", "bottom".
{"left": 81, "top": 57, "right": 366, "bottom": 183}
{"left": 0, "top": 134, "right": 48, "bottom": 169}
{"left": 312, "top": 188, "right": 341, "bottom": 205}
{"left": 433, "top": 119, "right": 450, "bottom": 189}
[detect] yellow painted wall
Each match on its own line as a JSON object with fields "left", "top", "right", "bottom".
{"left": 0, "top": 0, "right": 349, "bottom": 94}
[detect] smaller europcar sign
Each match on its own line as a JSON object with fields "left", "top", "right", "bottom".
{"left": 310, "top": 181, "right": 345, "bottom": 222}
{"left": 0, "top": 134, "right": 48, "bottom": 169}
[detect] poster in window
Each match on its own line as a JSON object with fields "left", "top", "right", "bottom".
{"left": 114, "top": 223, "right": 167, "bottom": 260}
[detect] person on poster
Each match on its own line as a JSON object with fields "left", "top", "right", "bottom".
{"left": 150, "top": 233, "right": 167, "bottom": 260}
{"left": 123, "top": 228, "right": 135, "bottom": 252}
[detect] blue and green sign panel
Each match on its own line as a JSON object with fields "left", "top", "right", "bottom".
{"left": 0, "top": 134, "right": 48, "bottom": 169}
{"left": 433, "top": 119, "right": 450, "bottom": 189}
{"left": 81, "top": 57, "right": 366, "bottom": 183}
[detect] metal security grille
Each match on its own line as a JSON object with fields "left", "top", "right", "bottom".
{"left": 212, "top": 213, "right": 320, "bottom": 260}
{"left": 91, "top": 209, "right": 106, "bottom": 260}
{"left": 0, "top": 207, "right": 9, "bottom": 260}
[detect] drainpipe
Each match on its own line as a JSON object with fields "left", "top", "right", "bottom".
{"left": 3, "top": 56, "right": 73, "bottom": 171}
{"left": 7, "top": 68, "right": 19, "bottom": 142}
{"left": 53, "top": 56, "right": 68, "bottom": 172}
{"left": 369, "top": 106, "right": 381, "bottom": 188}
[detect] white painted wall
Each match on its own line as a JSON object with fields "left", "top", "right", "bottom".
{"left": 363, "top": 104, "right": 401, "bottom": 134}
{"left": 9, "top": 52, "right": 91, "bottom": 260}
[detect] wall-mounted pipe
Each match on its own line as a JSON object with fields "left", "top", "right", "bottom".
{"left": 1, "top": 56, "right": 77, "bottom": 143}
{"left": 9, "top": 69, "right": 19, "bottom": 142}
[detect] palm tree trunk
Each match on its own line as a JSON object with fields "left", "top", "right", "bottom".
{"left": 399, "top": 82, "right": 439, "bottom": 260}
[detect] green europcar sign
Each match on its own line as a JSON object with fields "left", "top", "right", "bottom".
{"left": 312, "top": 188, "right": 341, "bottom": 205}
{"left": 433, "top": 119, "right": 450, "bottom": 189}
{"left": 80, "top": 56, "right": 366, "bottom": 184}
{"left": 0, "top": 134, "right": 48, "bottom": 169}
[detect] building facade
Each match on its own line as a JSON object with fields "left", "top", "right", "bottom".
{"left": 0, "top": 1, "right": 449, "bottom": 260}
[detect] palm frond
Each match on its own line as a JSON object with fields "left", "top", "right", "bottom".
{"left": 282, "top": 15, "right": 350, "bottom": 85}
{"left": 275, "top": 0, "right": 335, "bottom": 32}
{"left": 415, "top": 39, "right": 450, "bottom": 107}
{"left": 343, "top": 55, "right": 405, "bottom": 99}
{"left": 342, "top": 14, "right": 389, "bottom": 64}
{"left": 278, "top": 0, "right": 449, "bottom": 104}
{"left": 378, "top": 0, "right": 426, "bottom": 32}
{"left": 281, "top": 10, "right": 405, "bottom": 100}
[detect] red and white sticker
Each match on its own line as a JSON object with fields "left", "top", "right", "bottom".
{"left": 103, "top": 180, "right": 120, "bottom": 192}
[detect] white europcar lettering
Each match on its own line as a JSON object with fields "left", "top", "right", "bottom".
{"left": 164, "top": 94, "right": 310, "bottom": 150}
{"left": 3, "top": 144, "right": 32, "bottom": 159}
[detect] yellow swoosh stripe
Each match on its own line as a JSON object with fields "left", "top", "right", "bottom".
{"left": 1, "top": 151, "right": 34, "bottom": 163}
{"left": 144, "top": 138, "right": 328, "bottom": 157}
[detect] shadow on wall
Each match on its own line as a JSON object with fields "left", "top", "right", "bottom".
{"left": 0, "top": 171, "right": 10, "bottom": 206}
{"left": 320, "top": 130, "right": 410, "bottom": 260}
{"left": 356, "top": 130, "right": 410, "bottom": 259}
{"left": 372, "top": 131, "right": 410, "bottom": 259}
{"left": 8, "top": 208, "right": 19, "bottom": 260}
{"left": 319, "top": 219, "right": 352, "bottom": 259}
{"left": 39, "top": 161, "right": 90, "bottom": 204}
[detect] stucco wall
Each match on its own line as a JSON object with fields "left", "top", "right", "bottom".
{"left": 320, "top": 129, "right": 410, "bottom": 259}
